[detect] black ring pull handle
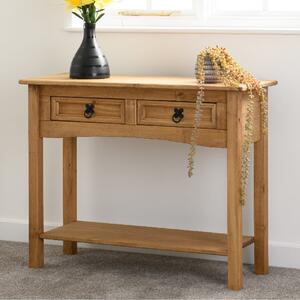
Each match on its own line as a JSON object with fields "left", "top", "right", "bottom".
{"left": 84, "top": 103, "right": 95, "bottom": 119}
{"left": 172, "top": 108, "right": 184, "bottom": 124}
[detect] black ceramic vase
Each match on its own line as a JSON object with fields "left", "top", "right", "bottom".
{"left": 70, "top": 23, "right": 110, "bottom": 79}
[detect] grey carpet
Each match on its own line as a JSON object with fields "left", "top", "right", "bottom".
{"left": 0, "top": 241, "right": 299, "bottom": 299}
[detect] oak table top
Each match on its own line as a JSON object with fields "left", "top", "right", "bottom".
{"left": 20, "top": 73, "right": 277, "bottom": 91}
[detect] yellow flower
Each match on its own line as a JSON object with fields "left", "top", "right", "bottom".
{"left": 66, "top": 0, "right": 94, "bottom": 9}
{"left": 66, "top": 0, "right": 113, "bottom": 23}
{"left": 65, "top": 0, "right": 112, "bottom": 9}
{"left": 95, "top": 0, "right": 113, "bottom": 8}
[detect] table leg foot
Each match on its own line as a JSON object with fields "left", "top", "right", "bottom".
{"left": 29, "top": 239, "right": 44, "bottom": 268}
{"left": 63, "top": 242, "right": 78, "bottom": 255}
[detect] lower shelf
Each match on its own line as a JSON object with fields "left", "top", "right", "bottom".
{"left": 41, "top": 221, "right": 254, "bottom": 256}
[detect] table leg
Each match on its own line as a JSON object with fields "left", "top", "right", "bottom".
{"left": 254, "top": 132, "right": 269, "bottom": 274}
{"left": 227, "top": 93, "right": 243, "bottom": 290}
{"left": 29, "top": 86, "right": 44, "bottom": 268}
{"left": 63, "top": 137, "right": 78, "bottom": 255}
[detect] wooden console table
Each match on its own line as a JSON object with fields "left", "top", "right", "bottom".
{"left": 20, "top": 74, "right": 277, "bottom": 290}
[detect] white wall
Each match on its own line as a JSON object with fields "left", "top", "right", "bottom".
{"left": 1, "top": 0, "right": 300, "bottom": 268}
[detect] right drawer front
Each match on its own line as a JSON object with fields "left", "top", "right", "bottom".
{"left": 137, "top": 100, "right": 217, "bottom": 129}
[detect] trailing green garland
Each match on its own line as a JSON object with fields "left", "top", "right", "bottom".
{"left": 188, "top": 47, "right": 267, "bottom": 205}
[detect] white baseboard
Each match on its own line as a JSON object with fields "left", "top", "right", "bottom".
{"left": 1, "top": 218, "right": 299, "bottom": 269}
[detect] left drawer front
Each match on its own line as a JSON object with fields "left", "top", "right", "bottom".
{"left": 51, "top": 97, "right": 125, "bottom": 124}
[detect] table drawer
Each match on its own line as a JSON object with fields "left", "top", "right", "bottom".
{"left": 51, "top": 97, "right": 125, "bottom": 124}
{"left": 137, "top": 100, "right": 217, "bottom": 128}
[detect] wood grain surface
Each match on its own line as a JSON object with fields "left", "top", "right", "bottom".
{"left": 20, "top": 73, "right": 278, "bottom": 91}
{"left": 41, "top": 221, "right": 254, "bottom": 256}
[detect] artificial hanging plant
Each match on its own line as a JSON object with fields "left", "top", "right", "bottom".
{"left": 188, "top": 47, "right": 268, "bottom": 205}
{"left": 65, "top": 0, "right": 113, "bottom": 79}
